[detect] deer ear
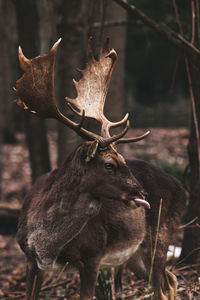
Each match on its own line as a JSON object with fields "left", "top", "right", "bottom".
{"left": 85, "top": 141, "right": 99, "bottom": 162}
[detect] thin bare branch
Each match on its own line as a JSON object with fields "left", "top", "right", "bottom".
{"left": 177, "top": 247, "right": 200, "bottom": 265}
{"left": 113, "top": 0, "right": 200, "bottom": 55}
{"left": 190, "top": 0, "right": 195, "bottom": 44}
{"left": 148, "top": 198, "right": 163, "bottom": 287}
{"left": 179, "top": 216, "right": 199, "bottom": 229}
{"left": 175, "top": 33, "right": 200, "bottom": 53}
{"left": 196, "top": 0, "right": 200, "bottom": 45}
{"left": 172, "top": 0, "right": 184, "bottom": 36}
{"left": 41, "top": 279, "right": 71, "bottom": 292}
{"left": 175, "top": 263, "right": 200, "bottom": 272}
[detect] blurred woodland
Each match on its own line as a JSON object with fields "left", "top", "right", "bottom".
{"left": 0, "top": 0, "right": 200, "bottom": 299}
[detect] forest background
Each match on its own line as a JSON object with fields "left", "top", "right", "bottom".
{"left": 0, "top": 0, "right": 199, "bottom": 299}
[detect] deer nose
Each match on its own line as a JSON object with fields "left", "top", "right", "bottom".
{"left": 140, "top": 191, "right": 148, "bottom": 199}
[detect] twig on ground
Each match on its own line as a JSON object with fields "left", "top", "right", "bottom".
{"left": 148, "top": 198, "right": 163, "bottom": 289}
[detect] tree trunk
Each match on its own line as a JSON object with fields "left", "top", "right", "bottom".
{"left": 0, "top": 0, "right": 17, "bottom": 145}
{"left": 180, "top": 52, "right": 200, "bottom": 264}
{"left": 14, "top": 0, "right": 51, "bottom": 182}
{"left": 90, "top": 0, "right": 126, "bottom": 124}
{"left": 0, "top": 0, "right": 18, "bottom": 199}
{"left": 102, "top": 0, "right": 126, "bottom": 124}
{"left": 56, "top": 0, "right": 90, "bottom": 165}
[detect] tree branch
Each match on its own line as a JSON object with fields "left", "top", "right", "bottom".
{"left": 113, "top": 0, "right": 200, "bottom": 55}
{"left": 190, "top": 0, "right": 195, "bottom": 44}
{"left": 196, "top": 0, "right": 200, "bottom": 45}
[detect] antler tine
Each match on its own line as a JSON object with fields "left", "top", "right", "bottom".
{"left": 66, "top": 102, "right": 85, "bottom": 129}
{"left": 66, "top": 99, "right": 81, "bottom": 115}
{"left": 18, "top": 46, "right": 30, "bottom": 71}
{"left": 109, "top": 113, "right": 129, "bottom": 128}
{"left": 99, "top": 120, "right": 130, "bottom": 149}
{"left": 115, "top": 130, "right": 150, "bottom": 145}
{"left": 102, "top": 37, "right": 110, "bottom": 54}
{"left": 100, "top": 113, "right": 129, "bottom": 138}
{"left": 15, "top": 38, "right": 63, "bottom": 119}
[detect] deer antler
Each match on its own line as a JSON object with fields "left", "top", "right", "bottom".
{"left": 14, "top": 38, "right": 149, "bottom": 148}
{"left": 14, "top": 38, "right": 100, "bottom": 141}
{"left": 66, "top": 37, "right": 149, "bottom": 144}
{"left": 66, "top": 38, "right": 129, "bottom": 138}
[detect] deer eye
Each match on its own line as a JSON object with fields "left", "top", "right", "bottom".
{"left": 104, "top": 163, "right": 115, "bottom": 171}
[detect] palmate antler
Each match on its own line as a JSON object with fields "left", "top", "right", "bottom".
{"left": 66, "top": 38, "right": 128, "bottom": 138}
{"left": 14, "top": 38, "right": 149, "bottom": 148}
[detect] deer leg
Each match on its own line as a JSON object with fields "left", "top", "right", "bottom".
{"left": 166, "top": 269, "right": 177, "bottom": 298}
{"left": 114, "top": 266, "right": 123, "bottom": 293}
{"left": 153, "top": 267, "right": 177, "bottom": 300}
{"left": 25, "top": 259, "right": 43, "bottom": 300}
{"left": 151, "top": 243, "right": 177, "bottom": 299}
{"left": 146, "top": 224, "right": 177, "bottom": 300}
{"left": 79, "top": 258, "right": 101, "bottom": 300}
{"left": 159, "top": 269, "right": 177, "bottom": 300}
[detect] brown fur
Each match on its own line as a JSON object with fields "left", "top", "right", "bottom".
{"left": 16, "top": 143, "right": 186, "bottom": 300}
{"left": 117, "top": 159, "right": 186, "bottom": 298}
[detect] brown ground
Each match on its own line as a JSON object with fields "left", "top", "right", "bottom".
{"left": 0, "top": 128, "right": 199, "bottom": 299}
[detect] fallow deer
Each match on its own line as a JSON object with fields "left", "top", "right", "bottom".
{"left": 15, "top": 38, "right": 186, "bottom": 300}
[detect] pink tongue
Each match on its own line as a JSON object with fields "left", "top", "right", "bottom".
{"left": 134, "top": 198, "right": 151, "bottom": 209}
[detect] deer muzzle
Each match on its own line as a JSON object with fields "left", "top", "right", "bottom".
{"left": 122, "top": 193, "right": 150, "bottom": 209}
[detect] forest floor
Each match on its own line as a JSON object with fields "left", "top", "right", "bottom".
{"left": 0, "top": 128, "right": 200, "bottom": 299}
